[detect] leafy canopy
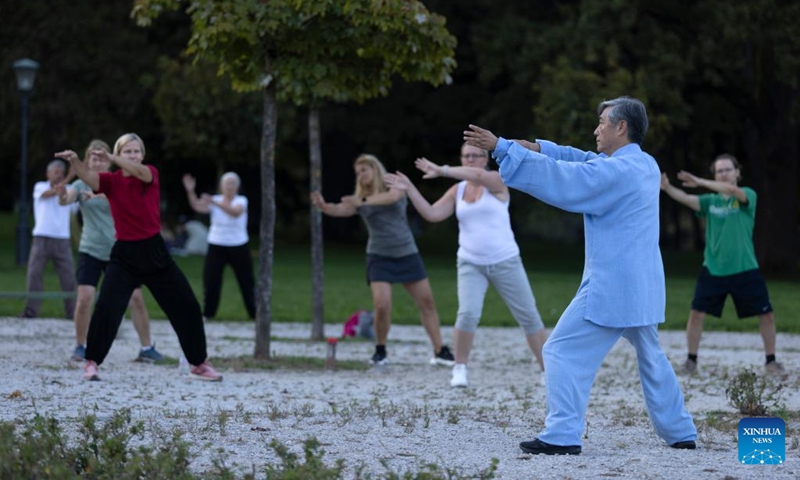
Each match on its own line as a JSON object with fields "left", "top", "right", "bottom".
{"left": 133, "top": 0, "right": 457, "bottom": 104}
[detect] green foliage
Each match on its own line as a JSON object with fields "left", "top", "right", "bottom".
{"left": 0, "top": 408, "right": 197, "bottom": 480}
{"left": 264, "top": 438, "right": 345, "bottom": 479}
{"left": 132, "top": 0, "right": 457, "bottom": 104}
{"left": 725, "top": 368, "right": 785, "bottom": 416}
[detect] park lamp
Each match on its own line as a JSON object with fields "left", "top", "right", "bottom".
{"left": 13, "top": 58, "right": 39, "bottom": 93}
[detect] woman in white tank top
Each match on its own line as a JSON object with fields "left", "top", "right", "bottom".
{"left": 385, "top": 143, "right": 547, "bottom": 388}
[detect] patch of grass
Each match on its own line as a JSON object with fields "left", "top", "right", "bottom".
{"left": 212, "top": 355, "right": 368, "bottom": 372}
{"left": 1, "top": 211, "right": 799, "bottom": 333}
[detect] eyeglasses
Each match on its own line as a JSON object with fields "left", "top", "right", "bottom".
{"left": 461, "top": 153, "right": 487, "bottom": 159}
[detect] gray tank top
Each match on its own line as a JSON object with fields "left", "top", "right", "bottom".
{"left": 358, "top": 196, "right": 418, "bottom": 257}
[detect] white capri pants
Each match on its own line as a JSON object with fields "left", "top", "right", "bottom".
{"left": 455, "top": 255, "right": 544, "bottom": 335}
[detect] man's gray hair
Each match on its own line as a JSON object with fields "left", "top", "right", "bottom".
{"left": 47, "top": 159, "right": 66, "bottom": 173}
{"left": 597, "top": 96, "right": 649, "bottom": 145}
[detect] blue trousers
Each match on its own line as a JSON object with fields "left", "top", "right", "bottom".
{"left": 537, "top": 287, "right": 697, "bottom": 446}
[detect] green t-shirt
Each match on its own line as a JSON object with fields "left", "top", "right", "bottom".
{"left": 697, "top": 187, "right": 759, "bottom": 276}
{"left": 71, "top": 179, "right": 116, "bottom": 261}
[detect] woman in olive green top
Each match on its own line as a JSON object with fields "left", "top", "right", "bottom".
{"left": 57, "top": 139, "right": 162, "bottom": 363}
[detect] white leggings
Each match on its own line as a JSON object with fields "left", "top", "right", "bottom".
{"left": 455, "top": 255, "right": 544, "bottom": 334}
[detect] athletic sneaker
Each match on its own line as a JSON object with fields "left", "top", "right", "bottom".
{"left": 72, "top": 344, "right": 86, "bottom": 361}
{"left": 189, "top": 361, "right": 223, "bottom": 382}
{"left": 83, "top": 361, "right": 100, "bottom": 381}
{"left": 370, "top": 350, "right": 388, "bottom": 366}
{"left": 450, "top": 364, "right": 468, "bottom": 388}
{"left": 765, "top": 361, "right": 788, "bottom": 379}
{"left": 136, "top": 344, "right": 164, "bottom": 363}
{"left": 681, "top": 358, "right": 697, "bottom": 375}
{"left": 430, "top": 345, "right": 455, "bottom": 367}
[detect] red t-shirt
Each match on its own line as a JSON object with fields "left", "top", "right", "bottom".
{"left": 97, "top": 165, "right": 161, "bottom": 241}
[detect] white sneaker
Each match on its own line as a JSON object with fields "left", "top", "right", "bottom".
{"left": 450, "top": 364, "right": 468, "bottom": 388}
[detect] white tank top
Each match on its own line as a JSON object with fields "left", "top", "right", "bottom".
{"left": 455, "top": 181, "right": 520, "bottom": 265}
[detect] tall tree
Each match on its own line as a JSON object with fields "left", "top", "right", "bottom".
{"left": 133, "top": 0, "right": 456, "bottom": 356}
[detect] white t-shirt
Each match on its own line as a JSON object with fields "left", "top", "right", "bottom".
{"left": 207, "top": 195, "right": 249, "bottom": 246}
{"left": 31, "top": 181, "right": 72, "bottom": 239}
{"left": 455, "top": 181, "right": 520, "bottom": 265}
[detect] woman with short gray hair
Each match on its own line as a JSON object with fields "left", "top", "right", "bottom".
{"left": 183, "top": 171, "right": 256, "bottom": 320}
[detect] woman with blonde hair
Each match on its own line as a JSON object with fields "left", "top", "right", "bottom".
{"left": 311, "top": 154, "right": 453, "bottom": 366}
{"left": 56, "top": 133, "right": 221, "bottom": 382}
{"left": 57, "top": 139, "right": 162, "bottom": 363}
{"left": 183, "top": 171, "right": 255, "bottom": 320}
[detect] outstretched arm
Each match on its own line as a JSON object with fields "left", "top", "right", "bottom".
{"left": 182, "top": 174, "right": 211, "bottom": 214}
{"left": 414, "top": 157, "right": 507, "bottom": 196}
{"left": 56, "top": 184, "right": 79, "bottom": 205}
{"left": 94, "top": 149, "right": 153, "bottom": 183}
{"left": 201, "top": 193, "right": 245, "bottom": 217}
{"left": 310, "top": 191, "right": 357, "bottom": 217}
{"left": 54, "top": 150, "right": 99, "bottom": 191}
{"left": 661, "top": 173, "right": 701, "bottom": 211}
{"left": 676, "top": 170, "right": 748, "bottom": 204}
{"left": 385, "top": 172, "right": 455, "bottom": 223}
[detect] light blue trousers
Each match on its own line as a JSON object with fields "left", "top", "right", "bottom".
{"left": 537, "top": 286, "right": 697, "bottom": 447}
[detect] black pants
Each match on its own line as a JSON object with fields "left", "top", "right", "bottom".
{"left": 203, "top": 243, "right": 256, "bottom": 319}
{"left": 85, "top": 234, "right": 207, "bottom": 366}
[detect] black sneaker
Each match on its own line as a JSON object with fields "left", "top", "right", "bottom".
{"left": 519, "top": 438, "right": 581, "bottom": 455}
{"left": 429, "top": 345, "right": 455, "bottom": 367}
{"left": 670, "top": 440, "right": 696, "bottom": 450}
{"left": 370, "top": 350, "right": 388, "bottom": 366}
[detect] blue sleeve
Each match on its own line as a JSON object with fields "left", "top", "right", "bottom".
{"left": 495, "top": 140, "right": 625, "bottom": 216}
{"left": 537, "top": 140, "right": 600, "bottom": 163}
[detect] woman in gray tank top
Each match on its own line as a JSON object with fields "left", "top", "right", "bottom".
{"left": 311, "top": 154, "right": 454, "bottom": 367}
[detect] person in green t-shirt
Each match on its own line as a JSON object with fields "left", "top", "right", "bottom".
{"left": 661, "top": 154, "right": 786, "bottom": 378}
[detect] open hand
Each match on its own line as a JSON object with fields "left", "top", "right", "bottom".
{"left": 182, "top": 174, "right": 196, "bottom": 191}
{"left": 463, "top": 124, "right": 498, "bottom": 151}
{"left": 660, "top": 172, "right": 671, "bottom": 190}
{"left": 384, "top": 172, "right": 412, "bottom": 191}
{"left": 676, "top": 170, "right": 702, "bottom": 188}
{"left": 310, "top": 191, "right": 326, "bottom": 210}
{"left": 54, "top": 150, "right": 80, "bottom": 164}
{"left": 414, "top": 158, "right": 442, "bottom": 179}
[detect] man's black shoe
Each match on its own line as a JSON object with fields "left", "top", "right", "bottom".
{"left": 670, "top": 440, "right": 696, "bottom": 450}
{"left": 519, "top": 438, "right": 581, "bottom": 455}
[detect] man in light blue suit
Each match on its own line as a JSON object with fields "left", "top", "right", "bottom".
{"left": 464, "top": 96, "right": 697, "bottom": 455}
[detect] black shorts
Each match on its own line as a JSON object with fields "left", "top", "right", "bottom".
{"left": 76, "top": 252, "right": 109, "bottom": 286}
{"left": 76, "top": 252, "right": 143, "bottom": 289}
{"left": 366, "top": 253, "right": 427, "bottom": 285}
{"left": 691, "top": 267, "right": 773, "bottom": 318}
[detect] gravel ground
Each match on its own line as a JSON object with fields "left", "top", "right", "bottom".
{"left": 1, "top": 317, "right": 797, "bottom": 479}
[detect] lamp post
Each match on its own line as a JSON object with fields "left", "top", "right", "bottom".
{"left": 13, "top": 58, "right": 39, "bottom": 266}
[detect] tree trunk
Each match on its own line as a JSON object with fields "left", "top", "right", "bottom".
{"left": 254, "top": 65, "right": 277, "bottom": 359}
{"left": 309, "top": 108, "right": 325, "bottom": 341}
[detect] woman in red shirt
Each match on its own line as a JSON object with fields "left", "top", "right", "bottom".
{"left": 56, "top": 133, "right": 221, "bottom": 382}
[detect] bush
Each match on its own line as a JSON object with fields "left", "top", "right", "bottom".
{"left": 725, "top": 368, "right": 785, "bottom": 416}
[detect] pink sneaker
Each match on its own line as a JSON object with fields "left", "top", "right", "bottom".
{"left": 189, "top": 360, "right": 223, "bottom": 382}
{"left": 83, "top": 360, "right": 100, "bottom": 381}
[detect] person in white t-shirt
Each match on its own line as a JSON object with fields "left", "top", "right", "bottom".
{"left": 183, "top": 172, "right": 255, "bottom": 320}
{"left": 385, "top": 144, "right": 547, "bottom": 388}
{"left": 21, "top": 160, "right": 77, "bottom": 319}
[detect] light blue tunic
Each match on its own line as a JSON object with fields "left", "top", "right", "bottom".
{"left": 493, "top": 137, "right": 696, "bottom": 447}
{"left": 493, "top": 138, "right": 665, "bottom": 327}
